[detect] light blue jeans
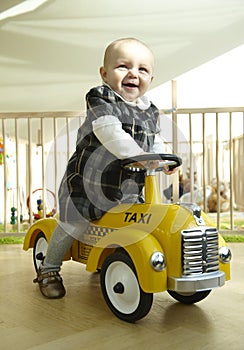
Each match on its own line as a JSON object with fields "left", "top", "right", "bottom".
{"left": 40, "top": 221, "right": 89, "bottom": 274}
{"left": 41, "top": 194, "right": 141, "bottom": 274}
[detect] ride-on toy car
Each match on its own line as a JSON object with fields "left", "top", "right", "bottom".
{"left": 23, "top": 154, "right": 231, "bottom": 323}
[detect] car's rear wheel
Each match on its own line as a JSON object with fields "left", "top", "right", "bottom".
{"left": 167, "top": 289, "right": 211, "bottom": 304}
{"left": 33, "top": 232, "right": 48, "bottom": 272}
{"left": 100, "top": 251, "right": 153, "bottom": 322}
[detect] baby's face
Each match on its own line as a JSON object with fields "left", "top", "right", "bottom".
{"left": 100, "top": 41, "right": 154, "bottom": 102}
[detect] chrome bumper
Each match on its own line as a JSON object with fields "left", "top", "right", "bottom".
{"left": 168, "top": 271, "right": 225, "bottom": 292}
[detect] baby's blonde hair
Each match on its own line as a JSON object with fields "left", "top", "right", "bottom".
{"left": 103, "top": 37, "right": 154, "bottom": 67}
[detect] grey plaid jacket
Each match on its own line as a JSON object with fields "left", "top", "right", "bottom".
{"left": 58, "top": 85, "right": 160, "bottom": 222}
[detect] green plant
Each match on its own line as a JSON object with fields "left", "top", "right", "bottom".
{"left": 0, "top": 236, "right": 24, "bottom": 244}
{"left": 222, "top": 235, "right": 244, "bottom": 243}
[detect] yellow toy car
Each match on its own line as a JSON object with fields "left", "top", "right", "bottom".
{"left": 23, "top": 153, "right": 231, "bottom": 323}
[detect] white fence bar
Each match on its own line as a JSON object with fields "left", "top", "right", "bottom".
{"left": 229, "top": 112, "right": 234, "bottom": 231}
{"left": 15, "top": 119, "right": 20, "bottom": 232}
{"left": 2, "top": 119, "right": 7, "bottom": 233}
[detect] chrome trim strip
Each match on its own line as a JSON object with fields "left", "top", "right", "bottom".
{"left": 168, "top": 271, "right": 225, "bottom": 292}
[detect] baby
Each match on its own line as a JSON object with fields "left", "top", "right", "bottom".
{"left": 34, "top": 37, "right": 178, "bottom": 298}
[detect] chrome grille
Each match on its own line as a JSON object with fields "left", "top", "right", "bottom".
{"left": 182, "top": 228, "right": 219, "bottom": 276}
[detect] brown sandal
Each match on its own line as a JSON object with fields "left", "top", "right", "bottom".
{"left": 33, "top": 270, "right": 66, "bottom": 299}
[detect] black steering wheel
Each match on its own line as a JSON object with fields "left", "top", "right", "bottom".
{"left": 121, "top": 153, "right": 182, "bottom": 172}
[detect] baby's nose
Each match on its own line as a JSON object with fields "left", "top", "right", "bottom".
{"left": 127, "top": 68, "right": 138, "bottom": 78}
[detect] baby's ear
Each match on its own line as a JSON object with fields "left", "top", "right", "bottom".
{"left": 100, "top": 66, "right": 107, "bottom": 81}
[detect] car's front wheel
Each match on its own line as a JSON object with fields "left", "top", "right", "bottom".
{"left": 167, "top": 289, "right": 211, "bottom": 304}
{"left": 100, "top": 251, "right": 153, "bottom": 323}
{"left": 33, "top": 232, "right": 48, "bottom": 272}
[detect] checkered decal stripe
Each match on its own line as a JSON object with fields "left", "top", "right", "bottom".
{"left": 85, "top": 225, "right": 116, "bottom": 237}
{"left": 78, "top": 225, "right": 117, "bottom": 261}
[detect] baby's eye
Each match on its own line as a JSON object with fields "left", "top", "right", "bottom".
{"left": 117, "top": 64, "right": 128, "bottom": 69}
{"left": 139, "top": 67, "right": 149, "bottom": 73}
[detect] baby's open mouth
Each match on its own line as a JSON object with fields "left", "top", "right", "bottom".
{"left": 123, "top": 83, "right": 138, "bottom": 88}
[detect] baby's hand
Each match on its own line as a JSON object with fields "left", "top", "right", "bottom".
{"left": 133, "top": 153, "right": 180, "bottom": 173}
{"left": 130, "top": 159, "right": 159, "bottom": 169}
{"left": 135, "top": 153, "right": 159, "bottom": 169}
{"left": 163, "top": 165, "right": 180, "bottom": 175}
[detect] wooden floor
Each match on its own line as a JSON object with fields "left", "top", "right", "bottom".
{"left": 0, "top": 243, "right": 243, "bottom": 350}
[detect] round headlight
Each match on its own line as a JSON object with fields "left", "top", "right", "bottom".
{"left": 150, "top": 252, "right": 166, "bottom": 271}
{"left": 219, "top": 246, "right": 232, "bottom": 263}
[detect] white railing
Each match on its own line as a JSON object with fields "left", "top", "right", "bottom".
{"left": 0, "top": 112, "right": 84, "bottom": 235}
{"left": 160, "top": 107, "right": 244, "bottom": 233}
{"left": 0, "top": 107, "right": 243, "bottom": 235}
